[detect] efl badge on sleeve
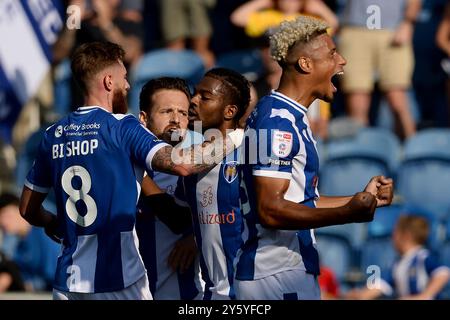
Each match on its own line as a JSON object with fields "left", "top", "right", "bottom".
{"left": 223, "top": 161, "right": 238, "bottom": 183}
{"left": 272, "top": 130, "right": 293, "bottom": 158}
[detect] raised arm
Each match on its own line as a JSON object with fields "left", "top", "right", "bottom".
{"left": 317, "top": 175, "right": 394, "bottom": 209}
{"left": 230, "top": 0, "right": 273, "bottom": 28}
{"left": 392, "top": 0, "right": 422, "bottom": 46}
{"left": 151, "top": 129, "right": 243, "bottom": 176}
{"left": 254, "top": 176, "right": 377, "bottom": 230}
{"left": 305, "top": 0, "right": 339, "bottom": 33}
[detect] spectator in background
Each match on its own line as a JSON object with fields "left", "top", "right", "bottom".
{"left": 345, "top": 215, "right": 450, "bottom": 300}
{"left": 436, "top": 1, "right": 450, "bottom": 123}
{"left": 0, "top": 193, "right": 59, "bottom": 292}
{"left": 412, "top": 0, "right": 449, "bottom": 129}
{"left": 53, "top": 0, "right": 144, "bottom": 110}
{"left": 231, "top": 0, "right": 338, "bottom": 38}
{"left": 160, "top": 0, "right": 217, "bottom": 68}
{"left": 0, "top": 251, "right": 25, "bottom": 293}
{"left": 436, "top": 2, "right": 450, "bottom": 57}
{"left": 54, "top": 0, "right": 143, "bottom": 68}
{"left": 231, "top": 0, "right": 338, "bottom": 139}
{"left": 338, "top": 0, "right": 419, "bottom": 140}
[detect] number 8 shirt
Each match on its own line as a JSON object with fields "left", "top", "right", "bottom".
{"left": 25, "top": 106, "right": 168, "bottom": 293}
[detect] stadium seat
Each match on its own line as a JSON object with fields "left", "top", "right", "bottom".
{"left": 367, "top": 204, "right": 403, "bottom": 238}
{"left": 319, "top": 153, "right": 389, "bottom": 197}
{"left": 402, "top": 129, "right": 450, "bottom": 160}
{"left": 320, "top": 128, "right": 399, "bottom": 198}
{"left": 360, "top": 236, "right": 398, "bottom": 277}
{"left": 316, "top": 223, "right": 367, "bottom": 250}
{"left": 315, "top": 233, "right": 355, "bottom": 283}
{"left": 361, "top": 208, "right": 410, "bottom": 275}
{"left": 356, "top": 128, "right": 402, "bottom": 173}
{"left": 129, "top": 49, "right": 205, "bottom": 115}
{"left": 215, "top": 49, "right": 264, "bottom": 82}
{"left": 397, "top": 129, "right": 450, "bottom": 220}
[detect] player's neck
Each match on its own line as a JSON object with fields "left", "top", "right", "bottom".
{"left": 84, "top": 93, "right": 112, "bottom": 112}
{"left": 217, "top": 121, "right": 237, "bottom": 137}
{"left": 278, "top": 72, "right": 315, "bottom": 108}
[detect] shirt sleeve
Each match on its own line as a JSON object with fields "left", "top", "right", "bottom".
{"left": 251, "top": 116, "right": 300, "bottom": 180}
{"left": 25, "top": 130, "right": 53, "bottom": 194}
{"left": 424, "top": 254, "right": 450, "bottom": 277}
{"left": 118, "top": 115, "right": 169, "bottom": 172}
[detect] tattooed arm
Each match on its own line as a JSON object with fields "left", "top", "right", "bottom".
{"left": 151, "top": 130, "right": 243, "bottom": 176}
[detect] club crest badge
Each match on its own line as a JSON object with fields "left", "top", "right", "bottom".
{"left": 223, "top": 161, "right": 238, "bottom": 183}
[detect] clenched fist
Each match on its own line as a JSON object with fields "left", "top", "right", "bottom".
{"left": 346, "top": 192, "right": 377, "bottom": 223}
{"left": 364, "top": 175, "right": 394, "bottom": 208}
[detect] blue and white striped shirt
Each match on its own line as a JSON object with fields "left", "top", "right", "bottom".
{"left": 176, "top": 150, "right": 244, "bottom": 299}
{"left": 235, "top": 91, "right": 321, "bottom": 280}
{"left": 136, "top": 172, "right": 203, "bottom": 300}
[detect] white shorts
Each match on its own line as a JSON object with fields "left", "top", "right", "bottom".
{"left": 53, "top": 275, "right": 152, "bottom": 300}
{"left": 234, "top": 269, "right": 321, "bottom": 300}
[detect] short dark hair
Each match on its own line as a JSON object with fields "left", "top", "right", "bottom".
{"left": 0, "top": 193, "right": 19, "bottom": 211}
{"left": 71, "top": 41, "right": 125, "bottom": 94}
{"left": 204, "top": 68, "right": 251, "bottom": 120}
{"left": 139, "top": 77, "right": 191, "bottom": 113}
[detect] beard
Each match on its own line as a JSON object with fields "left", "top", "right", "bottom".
{"left": 112, "top": 89, "right": 128, "bottom": 114}
{"left": 162, "top": 128, "right": 185, "bottom": 146}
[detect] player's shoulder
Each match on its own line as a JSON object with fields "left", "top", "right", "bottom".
{"left": 109, "top": 113, "right": 135, "bottom": 121}
{"left": 42, "top": 117, "right": 68, "bottom": 142}
{"left": 106, "top": 113, "right": 142, "bottom": 131}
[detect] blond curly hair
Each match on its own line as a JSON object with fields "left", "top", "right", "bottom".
{"left": 270, "top": 16, "right": 329, "bottom": 64}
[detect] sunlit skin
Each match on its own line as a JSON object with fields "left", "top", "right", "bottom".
{"left": 275, "top": 0, "right": 304, "bottom": 14}
{"left": 279, "top": 33, "right": 346, "bottom": 106}
{"left": 140, "top": 89, "right": 189, "bottom": 145}
{"left": 189, "top": 76, "right": 238, "bottom": 134}
{"left": 110, "top": 60, "right": 130, "bottom": 114}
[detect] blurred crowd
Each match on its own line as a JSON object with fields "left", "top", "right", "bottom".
{"left": 1, "top": 0, "right": 450, "bottom": 298}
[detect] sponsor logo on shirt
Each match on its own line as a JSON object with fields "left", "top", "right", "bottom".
{"left": 272, "top": 130, "right": 293, "bottom": 158}
{"left": 268, "top": 158, "right": 291, "bottom": 166}
{"left": 55, "top": 125, "right": 63, "bottom": 138}
{"left": 198, "top": 210, "right": 236, "bottom": 225}
{"left": 200, "top": 185, "right": 213, "bottom": 208}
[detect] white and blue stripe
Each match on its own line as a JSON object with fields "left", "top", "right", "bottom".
{"left": 136, "top": 172, "right": 203, "bottom": 300}
{"left": 235, "top": 91, "right": 321, "bottom": 281}
{"left": 381, "top": 247, "right": 450, "bottom": 298}
{"left": 177, "top": 150, "right": 244, "bottom": 300}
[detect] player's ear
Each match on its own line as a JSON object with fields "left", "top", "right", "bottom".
{"left": 103, "top": 74, "right": 114, "bottom": 92}
{"left": 139, "top": 111, "right": 148, "bottom": 125}
{"left": 224, "top": 104, "right": 238, "bottom": 121}
{"left": 297, "top": 56, "right": 312, "bottom": 73}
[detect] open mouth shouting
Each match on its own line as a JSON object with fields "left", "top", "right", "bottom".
{"left": 330, "top": 70, "right": 344, "bottom": 93}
